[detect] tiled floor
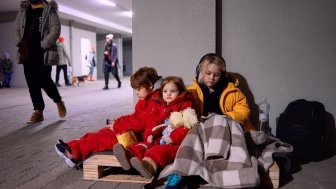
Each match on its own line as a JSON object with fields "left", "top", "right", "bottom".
{"left": 0, "top": 78, "right": 335, "bottom": 189}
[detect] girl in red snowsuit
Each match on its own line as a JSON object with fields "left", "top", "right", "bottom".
{"left": 113, "top": 76, "right": 196, "bottom": 177}
{"left": 54, "top": 67, "right": 163, "bottom": 168}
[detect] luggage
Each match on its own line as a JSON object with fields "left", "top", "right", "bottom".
{"left": 276, "top": 99, "right": 326, "bottom": 161}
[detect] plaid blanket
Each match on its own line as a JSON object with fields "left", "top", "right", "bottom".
{"left": 159, "top": 114, "right": 292, "bottom": 188}
{"left": 159, "top": 114, "right": 259, "bottom": 188}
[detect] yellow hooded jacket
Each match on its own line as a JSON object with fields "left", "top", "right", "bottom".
{"left": 187, "top": 74, "right": 255, "bottom": 131}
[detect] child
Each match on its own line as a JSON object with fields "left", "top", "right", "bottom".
{"left": 189, "top": 53, "right": 254, "bottom": 130}
{"left": 1, "top": 52, "right": 14, "bottom": 88}
{"left": 113, "top": 76, "right": 195, "bottom": 178}
{"left": 85, "top": 46, "right": 96, "bottom": 81}
{"left": 55, "top": 67, "right": 163, "bottom": 168}
{"left": 164, "top": 53, "right": 255, "bottom": 188}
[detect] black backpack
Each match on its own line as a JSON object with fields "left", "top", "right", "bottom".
{"left": 276, "top": 99, "right": 326, "bottom": 161}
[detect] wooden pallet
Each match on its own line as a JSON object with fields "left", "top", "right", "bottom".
{"left": 261, "top": 162, "right": 280, "bottom": 189}
{"left": 83, "top": 153, "right": 279, "bottom": 188}
{"left": 83, "top": 153, "right": 152, "bottom": 183}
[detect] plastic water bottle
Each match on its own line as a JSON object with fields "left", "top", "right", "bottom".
{"left": 259, "top": 98, "right": 270, "bottom": 130}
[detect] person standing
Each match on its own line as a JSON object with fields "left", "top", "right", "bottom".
{"left": 14, "top": 0, "right": 66, "bottom": 124}
{"left": 1, "top": 52, "right": 14, "bottom": 88}
{"left": 102, "top": 34, "right": 121, "bottom": 90}
{"left": 55, "top": 36, "right": 71, "bottom": 87}
{"left": 85, "top": 45, "right": 96, "bottom": 81}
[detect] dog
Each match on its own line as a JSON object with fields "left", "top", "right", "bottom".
{"left": 71, "top": 75, "right": 88, "bottom": 87}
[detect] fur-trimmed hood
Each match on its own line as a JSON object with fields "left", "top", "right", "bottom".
{"left": 20, "top": 0, "right": 58, "bottom": 11}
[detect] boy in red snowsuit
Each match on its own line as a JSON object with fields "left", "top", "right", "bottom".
{"left": 113, "top": 76, "right": 196, "bottom": 178}
{"left": 54, "top": 67, "right": 163, "bottom": 168}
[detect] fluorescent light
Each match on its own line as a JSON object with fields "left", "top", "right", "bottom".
{"left": 58, "top": 4, "right": 132, "bottom": 34}
{"left": 97, "top": 0, "right": 116, "bottom": 7}
{"left": 123, "top": 11, "right": 133, "bottom": 18}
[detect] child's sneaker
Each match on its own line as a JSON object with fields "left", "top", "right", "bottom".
{"left": 55, "top": 143, "right": 77, "bottom": 168}
{"left": 130, "top": 157, "right": 156, "bottom": 179}
{"left": 165, "top": 174, "right": 184, "bottom": 189}
{"left": 57, "top": 139, "right": 69, "bottom": 149}
{"left": 113, "top": 143, "right": 133, "bottom": 170}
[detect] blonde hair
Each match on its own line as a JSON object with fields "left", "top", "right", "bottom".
{"left": 197, "top": 53, "right": 226, "bottom": 84}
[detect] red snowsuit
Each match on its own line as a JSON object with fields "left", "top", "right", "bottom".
{"left": 68, "top": 89, "right": 160, "bottom": 162}
{"left": 127, "top": 92, "right": 195, "bottom": 167}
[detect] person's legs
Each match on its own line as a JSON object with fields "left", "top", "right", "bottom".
{"left": 24, "top": 57, "right": 45, "bottom": 123}
{"left": 4, "top": 73, "right": 11, "bottom": 87}
{"left": 41, "top": 65, "right": 66, "bottom": 118}
{"left": 145, "top": 145, "right": 179, "bottom": 167}
{"left": 103, "top": 66, "right": 110, "bottom": 90}
{"left": 24, "top": 63, "right": 45, "bottom": 112}
{"left": 112, "top": 66, "right": 121, "bottom": 88}
{"left": 62, "top": 65, "right": 70, "bottom": 85}
{"left": 7, "top": 73, "right": 12, "bottom": 87}
{"left": 41, "top": 65, "right": 62, "bottom": 103}
{"left": 67, "top": 127, "right": 118, "bottom": 162}
{"left": 55, "top": 65, "right": 61, "bottom": 86}
{"left": 131, "top": 145, "right": 178, "bottom": 179}
{"left": 88, "top": 67, "right": 94, "bottom": 80}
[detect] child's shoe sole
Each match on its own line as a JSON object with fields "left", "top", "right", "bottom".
{"left": 130, "top": 157, "right": 153, "bottom": 179}
{"left": 55, "top": 144, "right": 76, "bottom": 168}
{"left": 113, "top": 144, "right": 131, "bottom": 170}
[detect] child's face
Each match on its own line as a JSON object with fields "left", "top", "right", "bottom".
{"left": 162, "top": 82, "right": 180, "bottom": 104}
{"left": 135, "top": 86, "right": 152, "bottom": 100}
{"left": 201, "top": 63, "right": 222, "bottom": 89}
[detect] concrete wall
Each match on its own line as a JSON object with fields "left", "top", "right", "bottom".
{"left": 133, "top": 0, "right": 336, "bottom": 134}
{"left": 221, "top": 0, "right": 336, "bottom": 133}
{"left": 0, "top": 13, "right": 25, "bottom": 87}
{"left": 0, "top": 13, "right": 98, "bottom": 86}
{"left": 123, "top": 39, "right": 133, "bottom": 76}
{"left": 133, "top": 0, "right": 216, "bottom": 82}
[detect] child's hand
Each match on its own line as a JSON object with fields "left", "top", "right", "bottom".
{"left": 162, "top": 136, "right": 173, "bottom": 144}
{"left": 106, "top": 119, "right": 115, "bottom": 131}
{"left": 147, "top": 135, "right": 154, "bottom": 143}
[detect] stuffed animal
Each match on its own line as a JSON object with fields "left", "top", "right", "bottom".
{"left": 152, "top": 108, "right": 198, "bottom": 145}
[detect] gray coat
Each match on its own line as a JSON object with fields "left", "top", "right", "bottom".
{"left": 13, "top": 0, "right": 60, "bottom": 66}
{"left": 56, "top": 42, "right": 71, "bottom": 66}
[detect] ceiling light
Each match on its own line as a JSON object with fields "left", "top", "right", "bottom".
{"left": 58, "top": 4, "right": 132, "bottom": 34}
{"left": 97, "top": 0, "right": 116, "bottom": 7}
{"left": 123, "top": 11, "right": 133, "bottom": 18}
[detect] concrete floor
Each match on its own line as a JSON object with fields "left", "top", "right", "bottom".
{"left": 0, "top": 77, "right": 335, "bottom": 189}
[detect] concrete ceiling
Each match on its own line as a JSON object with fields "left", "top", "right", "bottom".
{"left": 0, "top": 0, "right": 132, "bottom": 37}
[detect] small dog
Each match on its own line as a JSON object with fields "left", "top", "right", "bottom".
{"left": 71, "top": 75, "right": 88, "bottom": 87}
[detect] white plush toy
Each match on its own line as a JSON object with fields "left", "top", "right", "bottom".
{"left": 152, "top": 108, "right": 198, "bottom": 145}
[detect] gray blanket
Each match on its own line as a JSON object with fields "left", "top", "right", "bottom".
{"left": 159, "top": 114, "right": 292, "bottom": 188}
